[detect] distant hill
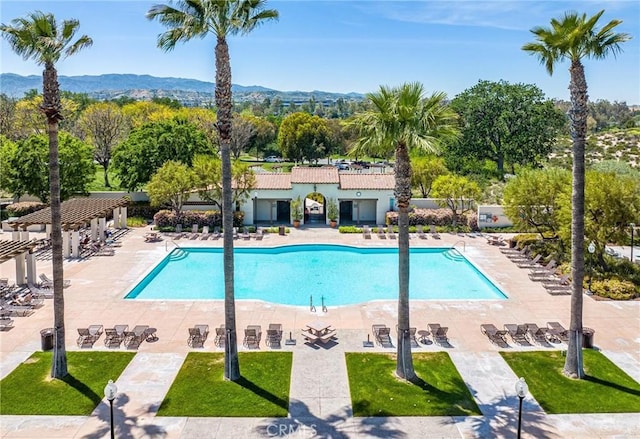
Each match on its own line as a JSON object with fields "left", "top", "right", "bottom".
{"left": 0, "top": 73, "right": 365, "bottom": 106}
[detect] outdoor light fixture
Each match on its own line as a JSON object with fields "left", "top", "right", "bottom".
{"left": 104, "top": 379, "right": 117, "bottom": 439}
{"left": 588, "top": 241, "right": 596, "bottom": 293}
{"left": 515, "top": 377, "right": 528, "bottom": 439}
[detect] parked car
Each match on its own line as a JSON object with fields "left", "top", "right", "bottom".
{"left": 335, "top": 163, "right": 350, "bottom": 170}
{"left": 265, "top": 155, "right": 283, "bottom": 163}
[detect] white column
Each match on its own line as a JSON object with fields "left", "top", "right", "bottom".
{"left": 63, "top": 230, "right": 71, "bottom": 258}
{"left": 21, "top": 229, "right": 29, "bottom": 241}
{"left": 71, "top": 229, "right": 80, "bottom": 258}
{"left": 113, "top": 208, "right": 121, "bottom": 229}
{"left": 12, "top": 229, "right": 20, "bottom": 241}
{"left": 91, "top": 218, "right": 98, "bottom": 241}
{"left": 120, "top": 206, "right": 127, "bottom": 228}
{"left": 98, "top": 217, "right": 106, "bottom": 241}
{"left": 26, "top": 251, "right": 36, "bottom": 285}
{"left": 15, "top": 253, "right": 25, "bottom": 285}
{"left": 45, "top": 224, "right": 52, "bottom": 238}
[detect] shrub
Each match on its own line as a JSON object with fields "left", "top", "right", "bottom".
{"left": 6, "top": 202, "right": 47, "bottom": 217}
{"left": 127, "top": 216, "right": 147, "bottom": 227}
{"left": 127, "top": 202, "right": 162, "bottom": 220}
{"left": 338, "top": 226, "right": 360, "bottom": 234}
{"left": 153, "top": 209, "right": 244, "bottom": 229}
{"left": 591, "top": 279, "right": 638, "bottom": 300}
{"left": 386, "top": 208, "right": 459, "bottom": 227}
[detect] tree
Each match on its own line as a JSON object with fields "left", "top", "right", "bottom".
{"left": 449, "top": 80, "right": 565, "bottom": 178}
{"left": 111, "top": 118, "right": 212, "bottom": 191}
{"left": 523, "top": 9, "right": 630, "bottom": 379}
{"left": 147, "top": 161, "right": 195, "bottom": 217}
{"left": 431, "top": 175, "right": 481, "bottom": 227}
{"left": 1, "top": 11, "right": 92, "bottom": 379}
{"left": 0, "top": 94, "right": 16, "bottom": 139}
{"left": 230, "top": 114, "right": 256, "bottom": 159}
{"left": 277, "top": 112, "right": 331, "bottom": 162}
{"left": 192, "top": 154, "right": 256, "bottom": 210}
{"left": 410, "top": 156, "right": 448, "bottom": 198}
{"left": 245, "top": 114, "right": 276, "bottom": 158}
{"left": 77, "top": 102, "right": 128, "bottom": 187}
{"left": 503, "top": 168, "right": 570, "bottom": 238}
{"left": 147, "top": 0, "right": 278, "bottom": 382}
{"left": 12, "top": 95, "right": 79, "bottom": 139}
{"left": 352, "top": 82, "right": 458, "bottom": 380}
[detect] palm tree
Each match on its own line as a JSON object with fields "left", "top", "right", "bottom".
{"left": 147, "top": 0, "right": 278, "bottom": 381}
{"left": 1, "top": 12, "right": 92, "bottom": 379}
{"left": 353, "top": 82, "right": 458, "bottom": 380}
{"left": 523, "top": 10, "right": 630, "bottom": 379}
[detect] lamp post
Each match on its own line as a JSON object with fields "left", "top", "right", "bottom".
{"left": 630, "top": 223, "right": 635, "bottom": 263}
{"left": 104, "top": 379, "right": 117, "bottom": 439}
{"left": 588, "top": 241, "right": 596, "bottom": 293}
{"left": 515, "top": 377, "right": 528, "bottom": 439}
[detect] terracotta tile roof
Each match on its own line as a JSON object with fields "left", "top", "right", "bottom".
{"left": 254, "top": 173, "right": 292, "bottom": 190}
{"left": 291, "top": 166, "right": 339, "bottom": 184}
{"left": 339, "top": 173, "right": 395, "bottom": 190}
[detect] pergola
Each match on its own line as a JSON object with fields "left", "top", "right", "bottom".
{"left": 0, "top": 239, "right": 40, "bottom": 286}
{"left": 7, "top": 197, "right": 129, "bottom": 259}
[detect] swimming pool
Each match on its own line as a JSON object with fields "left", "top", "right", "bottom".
{"left": 126, "top": 244, "right": 506, "bottom": 305}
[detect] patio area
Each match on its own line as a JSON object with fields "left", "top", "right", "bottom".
{"left": 0, "top": 226, "right": 638, "bottom": 438}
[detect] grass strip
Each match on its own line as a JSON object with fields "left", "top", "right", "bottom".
{"left": 501, "top": 350, "right": 640, "bottom": 413}
{"left": 346, "top": 352, "right": 480, "bottom": 416}
{"left": 157, "top": 352, "right": 292, "bottom": 417}
{"left": 0, "top": 351, "right": 135, "bottom": 415}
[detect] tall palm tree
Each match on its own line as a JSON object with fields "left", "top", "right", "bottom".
{"left": 353, "top": 82, "right": 458, "bottom": 380}
{"left": 147, "top": 0, "right": 278, "bottom": 381}
{"left": 1, "top": 12, "right": 92, "bottom": 379}
{"left": 523, "top": 10, "right": 630, "bottom": 379}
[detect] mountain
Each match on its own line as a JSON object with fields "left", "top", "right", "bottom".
{"left": 0, "top": 73, "right": 364, "bottom": 105}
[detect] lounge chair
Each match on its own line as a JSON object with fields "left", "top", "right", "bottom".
{"left": 200, "top": 225, "right": 210, "bottom": 240}
{"left": 211, "top": 226, "right": 221, "bottom": 240}
{"left": 377, "top": 225, "right": 386, "bottom": 239}
{"left": 214, "top": 325, "right": 225, "bottom": 346}
{"left": 266, "top": 323, "right": 283, "bottom": 348}
{"left": 0, "top": 316, "right": 14, "bottom": 330}
{"left": 27, "top": 282, "right": 53, "bottom": 299}
{"left": 525, "top": 323, "right": 549, "bottom": 345}
{"left": 515, "top": 254, "right": 542, "bottom": 268}
{"left": 387, "top": 226, "right": 396, "bottom": 239}
{"left": 396, "top": 325, "right": 418, "bottom": 347}
{"left": 429, "top": 225, "right": 441, "bottom": 239}
{"left": 77, "top": 325, "right": 103, "bottom": 348}
{"left": 363, "top": 225, "right": 372, "bottom": 239}
{"left": 188, "top": 324, "right": 209, "bottom": 348}
{"left": 541, "top": 273, "right": 571, "bottom": 289}
{"left": 243, "top": 325, "right": 262, "bottom": 348}
{"left": 242, "top": 227, "right": 251, "bottom": 240}
{"left": 416, "top": 225, "right": 427, "bottom": 239}
{"left": 546, "top": 321, "right": 569, "bottom": 342}
{"left": 188, "top": 224, "right": 199, "bottom": 239}
{"left": 104, "top": 327, "right": 124, "bottom": 348}
{"left": 39, "top": 273, "right": 71, "bottom": 288}
{"left": 501, "top": 245, "right": 528, "bottom": 256}
{"left": 480, "top": 323, "right": 508, "bottom": 345}
{"left": 486, "top": 235, "right": 503, "bottom": 245}
{"left": 173, "top": 224, "right": 185, "bottom": 240}
{"left": 529, "top": 260, "right": 558, "bottom": 277}
{"left": 432, "top": 326, "right": 449, "bottom": 345}
{"left": 255, "top": 228, "right": 264, "bottom": 240}
{"left": 504, "top": 324, "right": 529, "bottom": 345}
{"left": 124, "top": 325, "right": 149, "bottom": 349}
{"left": 372, "top": 324, "right": 393, "bottom": 347}
{"left": 0, "top": 302, "right": 33, "bottom": 317}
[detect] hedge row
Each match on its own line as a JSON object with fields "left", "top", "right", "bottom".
{"left": 385, "top": 208, "right": 478, "bottom": 230}
{"left": 6, "top": 202, "right": 47, "bottom": 217}
{"left": 127, "top": 202, "right": 163, "bottom": 220}
{"left": 153, "top": 209, "right": 245, "bottom": 229}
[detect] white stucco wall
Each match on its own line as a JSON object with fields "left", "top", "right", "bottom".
{"left": 477, "top": 205, "right": 512, "bottom": 228}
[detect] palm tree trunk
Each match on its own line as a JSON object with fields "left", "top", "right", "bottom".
{"left": 42, "top": 63, "right": 67, "bottom": 378}
{"left": 395, "top": 142, "right": 415, "bottom": 380}
{"left": 216, "top": 37, "right": 240, "bottom": 381}
{"left": 563, "top": 60, "right": 587, "bottom": 379}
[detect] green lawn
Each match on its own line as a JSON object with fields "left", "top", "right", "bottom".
{"left": 501, "top": 350, "right": 640, "bottom": 413}
{"left": 346, "top": 352, "right": 481, "bottom": 416}
{"left": 0, "top": 351, "right": 135, "bottom": 415}
{"left": 157, "top": 352, "right": 292, "bottom": 417}
{"left": 87, "top": 164, "right": 121, "bottom": 192}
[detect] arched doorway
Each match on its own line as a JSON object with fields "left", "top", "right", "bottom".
{"left": 304, "top": 192, "right": 326, "bottom": 225}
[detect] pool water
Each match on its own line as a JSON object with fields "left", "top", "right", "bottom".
{"left": 125, "top": 244, "right": 506, "bottom": 305}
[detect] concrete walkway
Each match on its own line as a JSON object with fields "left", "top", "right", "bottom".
{"left": 1, "top": 226, "right": 639, "bottom": 438}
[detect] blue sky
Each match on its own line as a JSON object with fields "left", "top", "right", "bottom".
{"left": 1, "top": 0, "right": 639, "bottom": 103}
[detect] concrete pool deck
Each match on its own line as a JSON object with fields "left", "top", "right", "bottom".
{"left": 0, "top": 226, "right": 638, "bottom": 438}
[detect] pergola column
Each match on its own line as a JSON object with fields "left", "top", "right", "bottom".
{"left": 120, "top": 206, "right": 127, "bottom": 228}
{"left": 71, "top": 229, "right": 80, "bottom": 258}
{"left": 113, "top": 208, "right": 121, "bottom": 229}
{"left": 12, "top": 228, "right": 20, "bottom": 241}
{"left": 26, "top": 251, "right": 36, "bottom": 285}
{"left": 15, "top": 252, "right": 25, "bottom": 285}
{"left": 98, "top": 217, "right": 106, "bottom": 241}
{"left": 45, "top": 224, "right": 52, "bottom": 238}
{"left": 20, "top": 227, "right": 29, "bottom": 241}
{"left": 63, "top": 230, "right": 71, "bottom": 258}
{"left": 90, "top": 218, "right": 98, "bottom": 241}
